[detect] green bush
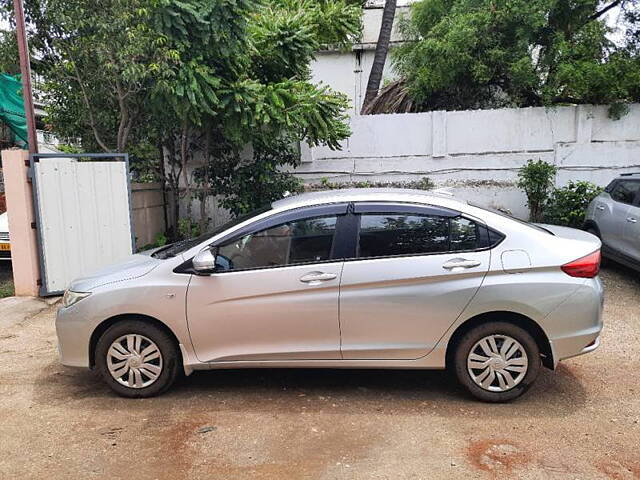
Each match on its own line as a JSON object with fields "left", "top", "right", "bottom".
{"left": 178, "top": 219, "right": 201, "bottom": 240}
{"left": 517, "top": 160, "right": 557, "bottom": 222}
{"left": 544, "top": 181, "right": 603, "bottom": 228}
{"left": 314, "top": 176, "right": 434, "bottom": 191}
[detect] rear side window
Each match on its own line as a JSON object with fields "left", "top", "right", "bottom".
{"left": 357, "top": 214, "right": 488, "bottom": 258}
{"left": 450, "top": 217, "right": 478, "bottom": 251}
{"left": 610, "top": 180, "right": 640, "bottom": 205}
{"left": 359, "top": 214, "right": 449, "bottom": 257}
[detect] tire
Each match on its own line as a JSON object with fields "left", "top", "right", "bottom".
{"left": 453, "top": 322, "right": 541, "bottom": 403}
{"left": 95, "top": 319, "right": 181, "bottom": 398}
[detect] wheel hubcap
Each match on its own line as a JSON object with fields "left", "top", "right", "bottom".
{"left": 107, "top": 334, "right": 163, "bottom": 389}
{"left": 467, "top": 334, "right": 528, "bottom": 392}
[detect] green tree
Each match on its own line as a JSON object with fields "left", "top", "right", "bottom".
{"left": 0, "top": 29, "right": 19, "bottom": 75}
{"left": 362, "top": 0, "right": 397, "bottom": 113}
{"left": 391, "top": 0, "right": 640, "bottom": 114}
{"left": 9, "top": 0, "right": 363, "bottom": 236}
{"left": 190, "top": 0, "right": 361, "bottom": 220}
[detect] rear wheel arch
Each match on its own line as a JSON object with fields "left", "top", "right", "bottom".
{"left": 583, "top": 220, "right": 601, "bottom": 237}
{"left": 445, "top": 311, "right": 554, "bottom": 370}
{"left": 89, "top": 314, "right": 182, "bottom": 369}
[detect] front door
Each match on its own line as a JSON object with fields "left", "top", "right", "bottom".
{"left": 186, "top": 211, "right": 345, "bottom": 363}
{"left": 339, "top": 205, "right": 490, "bottom": 360}
{"left": 623, "top": 202, "right": 640, "bottom": 263}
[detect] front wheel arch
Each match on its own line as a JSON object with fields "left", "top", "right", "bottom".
{"left": 445, "top": 311, "right": 554, "bottom": 370}
{"left": 89, "top": 314, "right": 182, "bottom": 369}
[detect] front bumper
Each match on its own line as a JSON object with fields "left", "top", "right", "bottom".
{"left": 55, "top": 303, "right": 94, "bottom": 368}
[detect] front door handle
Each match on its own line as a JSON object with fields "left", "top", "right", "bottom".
{"left": 627, "top": 217, "right": 637, "bottom": 223}
{"left": 596, "top": 205, "right": 605, "bottom": 211}
{"left": 299, "top": 272, "right": 337, "bottom": 284}
{"left": 442, "top": 258, "right": 481, "bottom": 270}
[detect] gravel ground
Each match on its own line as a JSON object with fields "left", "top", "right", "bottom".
{"left": 0, "top": 264, "right": 639, "bottom": 480}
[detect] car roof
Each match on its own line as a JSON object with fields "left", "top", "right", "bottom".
{"left": 619, "top": 172, "right": 640, "bottom": 178}
{"left": 271, "top": 188, "right": 468, "bottom": 211}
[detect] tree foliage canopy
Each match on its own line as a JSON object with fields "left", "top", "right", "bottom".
{"left": 392, "top": 0, "right": 640, "bottom": 114}
{"left": 0, "top": 29, "right": 19, "bottom": 75}
{"left": 0, "top": 0, "right": 362, "bottom": 227}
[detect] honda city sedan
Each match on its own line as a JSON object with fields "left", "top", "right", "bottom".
{"left": 56, "top": 189, "right": 603, "bottom": 402}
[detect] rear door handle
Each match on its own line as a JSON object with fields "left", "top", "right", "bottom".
{"left": 596, "top": 205, "right": 605, "bottom": 211}
{"left": 299, "top": 272, "right": 337, "bottom": 284}
{"left": 627, "top": 217, "right": 637, "bottom": 223}
{"left": 442, "top": 258, "right": 482, "bottom": 270}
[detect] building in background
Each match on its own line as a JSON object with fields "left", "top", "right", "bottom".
{"left": 311, "top": 0, "right": 413, "bottom": 116}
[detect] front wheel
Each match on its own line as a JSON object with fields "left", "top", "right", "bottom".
{"left": 95, "top": 320, "right": 180, "bottom": 398}
{"left": 453, "top": 322, "right": 541, "bottom": 402}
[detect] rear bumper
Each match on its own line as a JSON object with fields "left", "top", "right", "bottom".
{"left": 551, "top": 332, "right": 601, "bottom": 366}
{"left": 543, "top": 277, "right": 604, "bottom": 368}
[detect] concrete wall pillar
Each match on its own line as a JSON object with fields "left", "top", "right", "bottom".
{"left": 1, "top": 149, "right": 40, "bottom": 296}
{"left": 576, "top": 104, "right": 593, "bottom": 144}
{"left": 432, "top": 110, "right": 447, "bottom": 158}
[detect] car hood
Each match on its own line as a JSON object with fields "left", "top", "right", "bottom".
{"left": 68, "top": 252, "right": 162, "bottom": 292}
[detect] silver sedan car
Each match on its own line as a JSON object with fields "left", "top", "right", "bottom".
{"left": 56, "top": 189, "right": 604, "bottom": 402}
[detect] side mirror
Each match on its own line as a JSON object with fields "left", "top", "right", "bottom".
{"left": 192, "top": 248, "right": 217, "bottom": 274}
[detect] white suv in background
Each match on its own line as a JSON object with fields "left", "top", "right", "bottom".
{"left": 585, "top": 173, "right": 640, "bottom": 272}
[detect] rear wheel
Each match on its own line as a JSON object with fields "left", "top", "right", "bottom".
{"left": 95, "top": 320, "right": 180, "bottom": 398}
{"left": 453, "top": 322, "right": 540, "bottom": 402}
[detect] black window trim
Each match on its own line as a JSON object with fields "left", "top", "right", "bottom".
{"left": 212, "top": 203, "right": 349, "bottom": 248}
{"left": 174, "top": 200, "right": 506, "bottom": 274}
{"left": 352, "top": 201, "right": 459, "bottom": 217}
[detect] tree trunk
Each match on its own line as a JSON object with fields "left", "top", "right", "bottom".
{"left": 199, "top": 128, "right": 211, "bottom": 234}
{"left": 361, "top": 0, "right": 397, "bottom": 114}
{"left": 180, "top": 121, "right": 192, "bottom": 237}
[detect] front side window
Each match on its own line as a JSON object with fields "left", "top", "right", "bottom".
{"left": 610, "top": 180, "right": 640, "bottom": 205}
{"left": 216, "top": 216, "right": 338, "bottom": 271}
{"left": 358, "top": 214, "right": 450, "bottom": 258}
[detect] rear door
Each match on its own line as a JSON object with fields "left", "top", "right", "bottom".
{"left": 338, "top": 203, "right": 491, "bottom": 360}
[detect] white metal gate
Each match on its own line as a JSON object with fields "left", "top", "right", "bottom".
{"left": 30, "top": 153, "right": 134, "bottom": 296}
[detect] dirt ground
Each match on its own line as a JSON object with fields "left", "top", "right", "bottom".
{"left": 0, "top": 265, "right": 639, "bottom": 480}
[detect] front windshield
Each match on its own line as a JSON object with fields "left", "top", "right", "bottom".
{"left": 152, "top": 206, "right": 271, "bottom": 259}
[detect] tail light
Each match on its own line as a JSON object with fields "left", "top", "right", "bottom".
{"left": 561, "top": 250, "right": 601, "bottom": 278}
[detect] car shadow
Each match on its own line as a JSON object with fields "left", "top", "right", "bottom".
{"left": 601, "top": 261, "right": 640, "bottom": 283}
{"left": 32, "top": 360, "right": 587, "bottom": 418}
